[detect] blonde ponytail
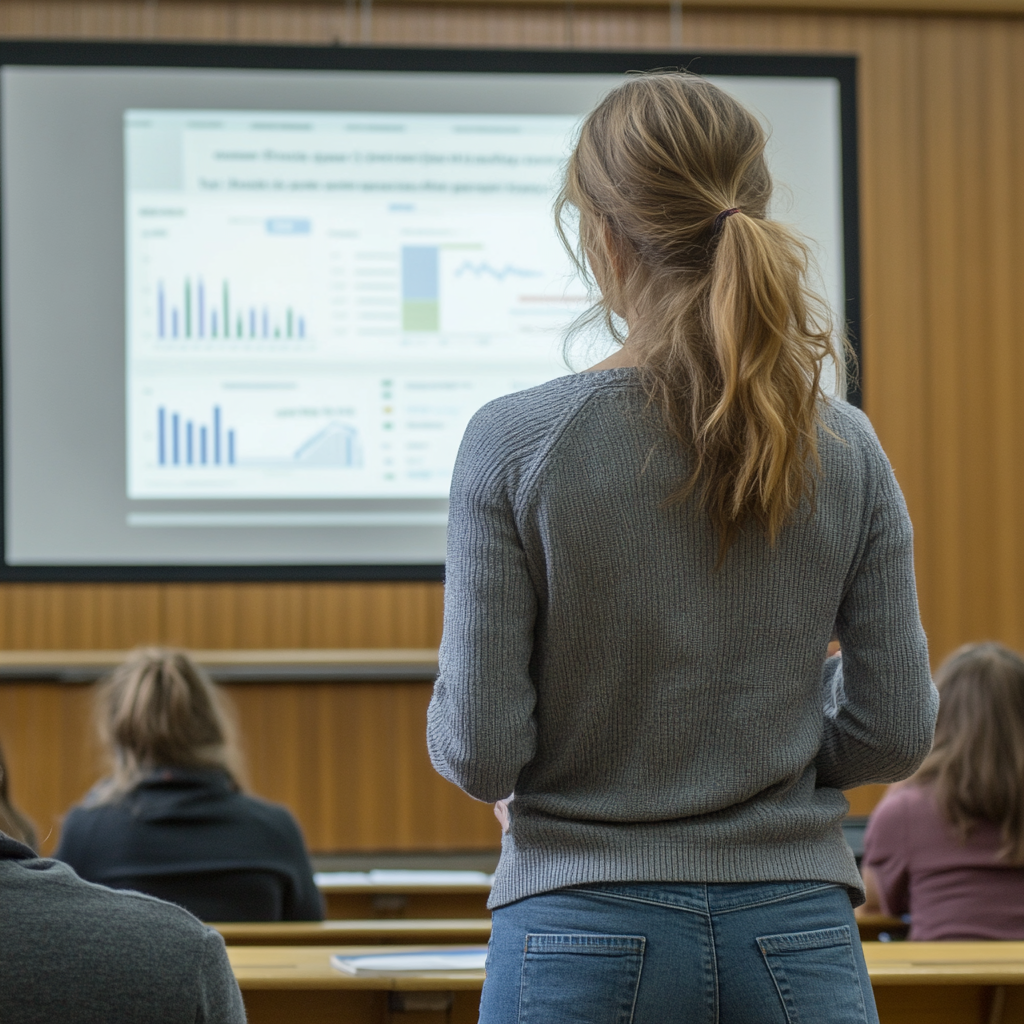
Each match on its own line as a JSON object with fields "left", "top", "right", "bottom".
{"left": 558, "top": 72, "right": 844, "bottom": 560}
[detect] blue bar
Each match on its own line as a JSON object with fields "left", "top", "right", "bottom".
{"left": 157, "top": 407, "right": 166, "bottom": 465}
{"left": 402, "top": 246, "right": 439, "bottom": 300}
{"left": 186, "top": 421, "right": 193, "bottom": 465}
{"left": 212, "top": 310, "right": 218, "bottom": 337}
{"left": 213, "top": 406, "right": 221, "bottom": 464}
{"left": 200, "top": 426, "right": 207, "bottom": 465}
{"left": 266, "top": 217, "right": 311, "bottom": 235}
{"left": 298, "top": 316, "right": 305, "bottom": 339}
{"left": 249, "top": 309, "right": 256, "bottom": 337}
{"left": 172, "top": 413, "right": 180, "bottom": 465}
{"left": 198, "top": 281, "right": 205, "bottom": 338}
{"left": 172, "top": 308, "right": 179, "bottom": 339}
{"left": 158, "top": 284, "right": 165, "bottom": 339}
{"left": 262, "top": 309, "right": 269, "bottom": 338}
{"left": 227, "top": 429, "right": 236, "bottom": 465}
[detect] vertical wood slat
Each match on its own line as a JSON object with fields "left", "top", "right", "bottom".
{"left": 0, "top": 581, "right": 444, "bottom": 651}
{"left": 229, "top": 681, "right": 500, "bottom": 852}
{"left": 0, "top": 2, "right": 1022, "bottom": 843}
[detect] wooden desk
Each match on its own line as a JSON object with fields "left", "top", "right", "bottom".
{"left": 230, "top": 944, "right": 484, "bottom": 1024}
{"left": 215, "top": 919, "right": 492, "bottom": 946}
{"left": 866, "top": 942, "right": 1024, "bottom": 1024}
{"left": 231, "top": 943, "right": 1024, "bottom": 1024}
{"left": 318, "top": 883, "right": 492, "bottom": 920}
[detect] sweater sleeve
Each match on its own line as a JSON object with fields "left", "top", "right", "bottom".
{"left": 426, "top": 403, "right": 539, "bottom": 803}
{"left": 194, "top": 928, "right": 247, "bottom": 1023}
{"left": 815, "top": 430, "right": 938, "bottom": 790}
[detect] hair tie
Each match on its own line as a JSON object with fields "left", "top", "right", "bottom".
{"left": 714, "top": 207, "right": 741, "bottom": 233}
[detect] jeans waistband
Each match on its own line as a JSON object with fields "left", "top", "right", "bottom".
{"left": 566, "top": 880, "right": 842, "bottom": 916}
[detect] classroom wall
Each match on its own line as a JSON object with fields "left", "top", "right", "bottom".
{"left": 0, "top": 0, "right": 1021, "bottom": 852}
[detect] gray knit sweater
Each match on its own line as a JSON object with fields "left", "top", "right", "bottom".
{"left": 427, "top": 368, "right": 937, "bottom": 909}
{"left": 1, "top": 833, "right": 245, "bottom": 1023}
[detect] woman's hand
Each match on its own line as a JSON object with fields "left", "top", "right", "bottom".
{"left": 494, "top": 796, "right": 513, "bottom": 833}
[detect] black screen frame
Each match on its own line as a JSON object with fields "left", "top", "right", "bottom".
{"left": 0, "top": 41, "right": 860, "bottom": 583}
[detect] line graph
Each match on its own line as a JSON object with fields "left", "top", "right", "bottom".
{"left": 452, "top": 260, "right": 544, "bottom": 282}
{"left": 438, "top": 244, "right": 572, "bottom": 336}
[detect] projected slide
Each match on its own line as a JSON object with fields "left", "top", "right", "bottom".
{"left": 125, "top": 110, "right": 585, "bottom": 499}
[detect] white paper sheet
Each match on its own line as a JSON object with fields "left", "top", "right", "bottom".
{"left": 331, "top": 949, "right": 489, "bottom": 975}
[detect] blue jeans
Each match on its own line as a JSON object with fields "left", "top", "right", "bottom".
{"left": 480, "top": 881, "right": 879, "bottom": 1024}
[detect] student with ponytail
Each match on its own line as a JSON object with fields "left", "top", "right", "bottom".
{"left": 428, "top": 72, "right": 937, "bottom": 1024}
{"left": 55, "top": 647, "right": 323, "bottom": 922}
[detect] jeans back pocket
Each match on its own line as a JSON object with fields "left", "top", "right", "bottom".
{"left": 757, "top": 925, "right": 870, "bottom": 1024}
{"left": 518, "top": 933, "right": 646, "bottom": 1024}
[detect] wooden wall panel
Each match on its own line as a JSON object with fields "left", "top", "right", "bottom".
{"left": 0, "top": 581, "right": 444, "bottom": 650}
{"left": 0, "top": 0, "right": 1015, "bottom": 663}
{"left": 0, "top": 0, "right": 1023, "bottom": 845}
{"left": 0, "top": 680, "right": 501, "bottom": 855}
{"left": 0, "top": 684, "right": 102, "bottom": 852}
{"left": 231, "top": 680, "right": 500, "bottom": 851}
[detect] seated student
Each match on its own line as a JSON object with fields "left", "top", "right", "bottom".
{"left": 862, "top": 642, "right": 1024, "bottom": 940}
{"left": 55, "top": 647, "right": 324, "bottom": 922}
{"left": 2, "top": 826, "right": 245, "bottom": 1024}
{"left": 0, "top": 738, "right": 36, "bottom": 850}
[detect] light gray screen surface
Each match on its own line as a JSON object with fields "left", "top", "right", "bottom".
{"left": 2, "top": 65, "right": 844, "bottom": 567}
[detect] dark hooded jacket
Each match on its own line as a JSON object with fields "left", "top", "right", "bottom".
{"left": 55, "top": 766, "right": 324, "bottom": 921}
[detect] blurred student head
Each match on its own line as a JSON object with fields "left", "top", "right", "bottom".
{"left": 915, "top": 641, "right": 1024, "bottom": 863}
{"left": 92, "top": 647, "right": 241, "bottom": 803}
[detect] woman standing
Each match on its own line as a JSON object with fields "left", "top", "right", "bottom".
{"left": 427, "top": 73, "right": 937, "bottom": 1024}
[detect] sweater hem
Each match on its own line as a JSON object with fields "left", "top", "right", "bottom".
{"left": 487, "top": 836, "right": 864, "bottom": 910}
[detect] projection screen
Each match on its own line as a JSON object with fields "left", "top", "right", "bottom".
{"left": 0, "top": 44, "right": 859, "bottom": 580}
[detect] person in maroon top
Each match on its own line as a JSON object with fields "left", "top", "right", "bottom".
{"left": 862, "top": 642, "right": 1024, "bottom": 940}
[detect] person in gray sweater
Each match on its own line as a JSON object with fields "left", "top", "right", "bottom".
{"left": 427, "top": 73, "right": 937, "bottom": 1024}
{"left": 0, "top": 830, "right": 246, "bottom": 1023}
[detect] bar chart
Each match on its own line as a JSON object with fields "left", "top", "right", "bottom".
{"left": 157, "top": 404, "right": 236, "bottom": 466}
{"left": 151, "top": 402, "right": 362, "bottom": 472}
{"left": 156, "top": 279, "right": 307, "bottom": 342}
{"left": 401, "top": 247, "right": 439, "bottom": 332}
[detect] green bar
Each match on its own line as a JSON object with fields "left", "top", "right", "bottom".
{"left": 236, "top": 315, "right": 243, "bottom": 338}
{"left": 184, "top": 279, "right": 191, "bottom": 338}
{"left": 402, "top": 300, "right": 439, "bottom": 332}
{"left": 287, "top": 309, "right": 293, "bottom": 338}
{"left": 223, "top": 282, "right": 229, "bottom": 340}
